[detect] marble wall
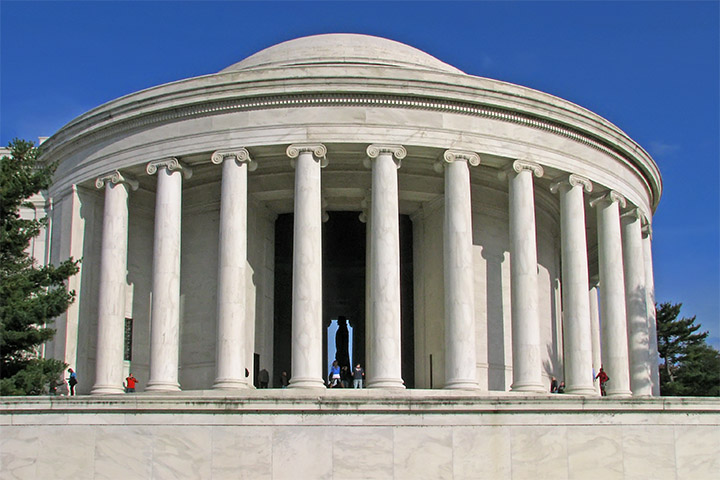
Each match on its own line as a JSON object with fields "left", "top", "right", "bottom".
{"left": 1, "top": 395, "right": 718, "bottom": 480}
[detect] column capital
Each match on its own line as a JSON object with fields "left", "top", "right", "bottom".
{"left": 286, "top": 143, "right": 328, "bottom": 168}
{"left": 590, "top": 190, "right": 626, "bottom": 209}
{"left": 550, "top": 173, "right": 592, "bottom": 194}
{"left": 211, "top": 148, "right": 257, "bottom": 171}
{"left": 146, "top": 157, "right": 193, "bottom": 179}
{"left": 95, "top": 170, "right": 138, "bottom": 191}
{"left": 498, "top": 159, "right": 544, "bottom": 180}
{"left": 642, "top": 223, "right": 653, "bottom": 239}
{"left": 365, "top": 144, "right": 406, "bottom": 169}
{"left": 434, "top": 149, "right": 480, "bottom": 173}
{"left": 621, "top": 207, "right": 642, "bottom": 223}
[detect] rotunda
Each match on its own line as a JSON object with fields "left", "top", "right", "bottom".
{"left": 40, "top": 34, "right": 661, "bottom": 397}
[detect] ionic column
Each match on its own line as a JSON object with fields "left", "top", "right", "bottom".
{"left": 550, "top": 174, "right": 596, "bottom": 395}
{"left": 91, "top": 171, "right": 138, "bottom": 395}
{"left": 365, "top": 144, "right": 406, "bottom": 389}
{"left": 504, "top": 160, "right": 545, "bottom": 393}
{"left": 590, "top": 191, "right": 632, "bottom": 397}
{"left": 436, "top": 150, "right": 480, "bottom": 389}
{"left": 643, "top": 222, "right": 660, "bottom": 396}
{"left": 589, "top": 281, "right": 602, "bottom": 395}
{"left": 622, "top": 208, "right": 652, "bottom": 396}
{"left": 211, "top": 148, "right": 256, "bottom": 389}
{"left": 145, "top": 158, "right": 191, "bottom": 392}
{"left": 286, "top": 143, "right": 327, "bottom": 389}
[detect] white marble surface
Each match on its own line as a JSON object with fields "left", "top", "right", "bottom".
{"left": 442, "top": 153, "right": 478, "bottom": 389}
{"left": 146, "top": 161, "right": 187, "bottom": 392}
{"left": 213, "top": 151, "right": 251, "bottom": 389}
{"left": 507, "top": 162, "right": 544, "bottom": 392}
{"left": 3, "top": 394, "right": 718, "bottom": 479}
{"left": 92, "top": 176, "right": 131, "bottom": 394}
{"left": 287, "top": 145, "right": 325, "bottom": 389}
{"left": 622, "top": 210, "right": 652, "bottom": 396}
{"left": 554, "top": 176, "right": 595, "bottom": 395}
{"left": 643, "top": 231, "right": 661, "bottom": 396}
{"left": 594, "top": 192, "right": 632, "bottom": 397}
{"left": 367, "top": 146, "right": 405, "bottom": 389}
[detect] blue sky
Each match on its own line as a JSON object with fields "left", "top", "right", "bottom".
{"left": 2, "top": 1, "right": 718, "bottom": 347}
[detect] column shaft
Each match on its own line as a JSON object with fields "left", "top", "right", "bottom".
{"left": 622, "top": 210, "right": 652, "bottom": 396}
{"left": 508, "top": 162, "right": 544, "bottom": 392}
{"left": 146, "top": 160, "right": 188, "bottom": 392}
{"left": 367, "top": 145, "right": 405, "bottom": 389}
{"left": 589, "top": 285, "right": 602, "bottom": 395}
{"left": 442, "top": 151, "right": 479, "bottom": 389}
{"left": 643, "top": 226, "right": 660, "bottom": 396}
{"left": 594, "top": 192, "right": 632, "bottom": 397}
{"left": 553, "top": 175, "right": 596, "bottom": 395}
{"left": 287, "top": 144, "right": 326, "bottom": 389}
{"left": 213, "top": 150, "right": 253, "bottom": 389}
{"left": 92, "top": 173, "right": 134, "bottom": 394}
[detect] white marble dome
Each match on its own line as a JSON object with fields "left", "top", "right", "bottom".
{"left": 221, "top": 34, "right": 464, "bottom": 74}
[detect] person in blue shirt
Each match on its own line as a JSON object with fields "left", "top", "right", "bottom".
{"left": 329, "top": 360, "right": 341, "bottom": 388}
{"left": 67, "top": 368, "right": 78, "bottom": 396}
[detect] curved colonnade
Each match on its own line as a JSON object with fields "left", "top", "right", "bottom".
{"left": 40, "top": 34, "right": 661, "bottom": 397}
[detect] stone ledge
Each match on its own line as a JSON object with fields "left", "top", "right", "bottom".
{"left": 2, "top": 390, "right": 718, "bottom": 417}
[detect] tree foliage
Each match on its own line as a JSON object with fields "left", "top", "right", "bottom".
{"left": 0, "top": 139, "right": 80, "bottom": 395}
{"left": 657, "top": 302, "right": 720, "bottom": 396}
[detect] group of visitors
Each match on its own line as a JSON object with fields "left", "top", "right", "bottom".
{"left": 328, "top": 361, "right": 365, "bottom": 388}
{"left": 549, "top": 367, "right": 610, "bottom": 396}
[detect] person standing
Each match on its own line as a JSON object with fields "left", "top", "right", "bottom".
{"left": 329, "top": 360, "right": 341, "bottom": 388}
{"left": 67, "top": 368, "right": 78, "bottom": 396}
{"left": 258, "top": 369, "right": 270, "bottom": 388}
{"left": 125, "top": 373, "right": 139, "bottom": 393}
{"left": 353, "top": 364, "right": 365, "bottom": 389}
{"left": 595, "top": 366, "right": 609, "bottom": 396}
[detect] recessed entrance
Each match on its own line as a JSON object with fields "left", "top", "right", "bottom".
{"left": 273, "top": 211, "right": 414, "bottom": 388}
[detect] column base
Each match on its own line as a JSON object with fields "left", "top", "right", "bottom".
{"left": 367, "top": 378, "right": 405, "bottom": 389}
{"left": 213, "top": 379, "right": 251, "bottom": 390}
{"left": 564, "top": 385, "right": 598, "bottom": 396}
{"left": 145, "top": 381, "right": 181, "bottom": 392}
{"left": 510, "top": 381, "right": 545, "bottom": 393}
{"left": 606, "top": 389, "right": 633, "bottom": 398}
{"left": 444, "top": 380, "right": 479, "bottom": 390}
{"left": 288, "top": 377, "right": 326, "bottom": 389}
{"left": 90, "top": 384, "right": 125, "bottom": 395}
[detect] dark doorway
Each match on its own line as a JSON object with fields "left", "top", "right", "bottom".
{"left": 272, "top": 212, "right": 414, "bottom": 388}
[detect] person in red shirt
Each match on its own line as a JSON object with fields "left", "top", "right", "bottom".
{"left": 125, "top": 373, "right": 139, "bottom": 393}
{"left": 595, "top": 367, "right": 609, "bottom": 396}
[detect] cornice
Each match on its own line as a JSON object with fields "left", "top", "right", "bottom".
{"left": 39, "top": 91, "right": 659, "bottom": 209}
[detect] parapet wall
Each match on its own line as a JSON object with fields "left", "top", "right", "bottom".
{"left": 2, "top": 391, "right": 718, "bottom": 479}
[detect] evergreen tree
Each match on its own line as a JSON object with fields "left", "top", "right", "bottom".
{"left": 656, "top": 302, "right": 720, "bottom": 396}
{"left": 0, "top": 139, "right": 80, "bottom": 395}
